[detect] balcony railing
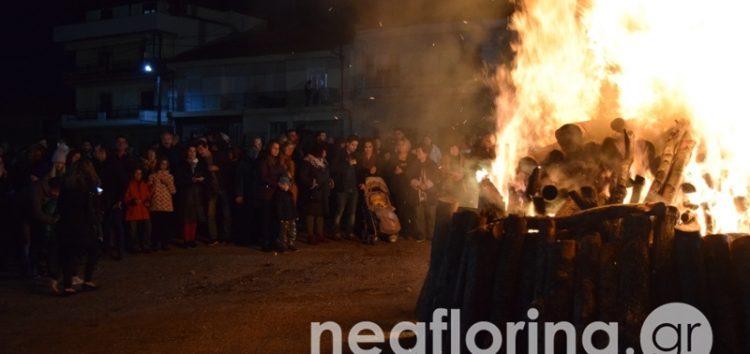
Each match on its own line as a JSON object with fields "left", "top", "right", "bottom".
{"left": 175, "top": 89, "right": 341, "bottom": 112}
{"left": 62, "top": 106, "right": 159, "bottom": 124}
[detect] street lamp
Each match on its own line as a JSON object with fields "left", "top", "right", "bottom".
{"left": 142, "top": 61, "right": 162, "bottom": 128}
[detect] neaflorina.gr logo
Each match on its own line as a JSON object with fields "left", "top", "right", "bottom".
{"left": 311, "top": 303, "right": 712, "bottom": 354}
{"left": 640, "top": 303, "right": 712, "bottom": 354}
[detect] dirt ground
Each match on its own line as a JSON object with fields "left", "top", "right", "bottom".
{"left": 0, "top": 239, "right": 431, "bottom": 354}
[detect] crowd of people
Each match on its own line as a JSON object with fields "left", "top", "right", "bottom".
{"left": 0, "top": 127, "right": 497, "bottom": 296}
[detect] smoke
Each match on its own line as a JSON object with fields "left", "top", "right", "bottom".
{"left": 349, "top": 0, "right": 514, "bottom": 144}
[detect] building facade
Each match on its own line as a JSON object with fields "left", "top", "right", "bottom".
{"left": 53, "top": 0, "right": 264, "bottom": 146}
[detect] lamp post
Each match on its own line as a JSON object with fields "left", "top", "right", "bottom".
{"left": 143, "top": 62, "right": 162, "bottom": 128}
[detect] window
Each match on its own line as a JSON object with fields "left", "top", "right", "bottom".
{"left": 306, "top": 68, "right": 328, "bottom": 106}
{"left": 141, "top": 91, "right": 155, "bottom": 110}
{"left": 100, "top": 8, "right": 113, "bottom": 19}
{"left": 98, "top": 51, "right": 112, "bottom": 71}
{"left": 143, "top": 2, "right": 157, "bottom": 14}
{"left": 99, "top": 93, "right": 113, "bottom": 113}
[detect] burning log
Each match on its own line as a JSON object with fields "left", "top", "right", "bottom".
{"left": 608, "top": 129, "right": 634, "bottom": 205}
{"left": 651, "top": 206, "right": 678, "bottom": 305}
{"left": 478, "top": 178, "right": 505, "bottom": 218}
{"left": 702, "top": 235, "right": 742, "bottom": 354}
{"left": 617, "top": 214, "right": 652, "bottom": 350}
{"left": 645, "top": 127, "right": 685, "bottom": 203}
{"left": 672, "top": 228, "right": 707, "bottom": 309}
{"left": 555, "top": 202, "right": 665, "bottom": 230}
{"left": 629, "top": 175, "right": 646, "bottom": 204}
{"left": 730, "top": 235, "right": 750, "bottom": 354}
{"left": 458, "top": 227, "right": 502, "bottom": 351}
{"left": 416, "top": 198, "right": 459, "bottom": 322}
{"left": 660, "top": 132, "right": 697, "bottom": 204}
{"left": 573, "top": 233, "right": 602, "bottom": 351}
{"left": 490, "top": 216, "right": 526, "bottom": 326}
{"left": 434, "top": 210, "right": 479, "bottom": 309}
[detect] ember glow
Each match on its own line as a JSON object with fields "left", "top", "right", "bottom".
{"left": 491, "top": 0, "right": 750, "bottom": 233}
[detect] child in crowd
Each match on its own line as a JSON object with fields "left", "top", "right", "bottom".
{"left": 124, "top": 168, "right": 152, "bottom": 252}
{"left": 274, "top": 175, "right": 298, "bottom": 252}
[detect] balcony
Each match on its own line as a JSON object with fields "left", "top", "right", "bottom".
{"left": 175, "top": 89, "right": 341, "bottom": 113}
{"left": 61, "top": 106, "right": 160, "bottom": 128}
{"left": 65, "top": 61, "right": 151, "bottom": 83}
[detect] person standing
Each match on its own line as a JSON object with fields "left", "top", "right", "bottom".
{"left": 331, "top": 135, "right": 360, "bottom": 240}
{"left": 385, "top": 139, "right": 414, "bottom": 238}
{"left": 108, "top": 136, "right": 136, "bottom": 253}
{"left": 198, "top": 143, "right": 232, "bottom": 245}
{"left": 175, "top": 145, "right": 207, "bottom": 248}
{"left": 280, "top": 141, "right": 298, "bottom": 202}
{"left": 93, "top": 144, "right": 124, "bottom": 259}
{"left": 408, "top": 144, "right": 441, "bottom": 241}
{"left": 256, "top": 141, "right": 285, "bottom": 252}
{"left": 297, "top": 143, "right": 332, "bottom": 245}
{"left": 141, "top": 148, "right": 159, "bottom": 178}
{"left": 422, "top": 135, "right": 442, "bottom": 166}
{"left": 274, "top": 176, "right": 298, "bottom": 252}
{"left": 57, "top": 159, "right": 100, "bottom": 295}
{"left": 124, "top": 168, "right": 152, "bottom": 253}
{"left": 157, "top": 131, "right": 184, "bottom": 171}
{"left": 148, "top": 158, "right": 176, "bottom": 251}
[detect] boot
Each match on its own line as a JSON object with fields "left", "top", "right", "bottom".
{"left": 275, "top": 233, "right": 288, "bottom": 253}
{"left": 287, "top": 227, "right": 298, "bottom": 252}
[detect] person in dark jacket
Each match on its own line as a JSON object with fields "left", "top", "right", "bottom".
{"left": 274, "top": 175, "right": 298, "bottom": 252}
{"left": 297, "top": 143, "right": 332, "bottom": 245}
{"left": 174, "top": 145, "right": 208, "bottom": 248}
{"left": 57, "top": 159, "right": 100, "bottom": 295}
{"left": 93, "top": 144, "right": 124, "bottom": 259}
{"left": 384, "top": 138, "right": 414, "bottom": 238}
{"left": 157, "top": 131, "right": 184, "bottom": 172}
{"left": 331, "top": 135, "right": 360, "bottom": 240}
{"left": 233, "top": 147, "right": 257, "bottom": 246}
{"left": 255, "top": 141, "right": 285, "bottom": 252}
{"left": 407, "top": 144, "right": 441, "bottom": 241}
{"left": 108, "top": 136, "right": 136, "bottom": 253}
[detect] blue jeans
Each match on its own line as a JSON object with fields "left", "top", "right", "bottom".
{"left": 334, "top": 190, "right": 359, "bottom": 233}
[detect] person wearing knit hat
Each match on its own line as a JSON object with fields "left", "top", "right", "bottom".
{"left": 274, "top": 175, "right": 298, "bottom": 252}
{"left": 50, "top": 148, "right": 68, "bottom": 178}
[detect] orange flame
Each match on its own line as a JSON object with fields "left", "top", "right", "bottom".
{"left": 492, "top": 0, "right": 750, "bottom": 233}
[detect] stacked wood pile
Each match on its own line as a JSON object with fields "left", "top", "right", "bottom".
{"left": 416, "top": 199, "right": 750, "bottom": 353}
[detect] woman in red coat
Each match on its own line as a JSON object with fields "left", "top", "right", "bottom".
{"left": 124, "top": 167, "right": 152, "bottom": 253}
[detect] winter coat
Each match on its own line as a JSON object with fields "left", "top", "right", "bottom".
{"left": 57, "top": 181, "right": 98, "bottom": 246}
{"left": 297, "top": 156, "right": 331, "bottom": 217}
{"left": 108, "top": 152, "right": 137, "bottom": 206}
{"left": 274, "top": 189, "right": 297, "bottom": 221}
{"left": 357, "top": 153, "right": 381, "bottom": 184}
{"left": 406, "top": 158, "right": 441, "bottom": 206}
{"left": 256, "top": 156, "right": 285, "bottom": 202}
{"left": 124, "top": 180, "right": 151, "bottom": 221}
{"left": 175, "top": 159, "right": 208, "bottom": 223}
{"left": 149, "top": 172, "right": 176, "bottom": 212}
{"left": 332, "top": 149, "right": 358, "bottom": 193}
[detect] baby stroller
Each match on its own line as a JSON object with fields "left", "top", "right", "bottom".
{"left": 360, "top": 177, "right": 401, "bottom": 244}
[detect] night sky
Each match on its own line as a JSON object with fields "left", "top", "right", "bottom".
{"left": 0, "top": 0, "right": 71, "bottom": 122}
{"left": 0, "top": 0, "right": 511, "bottom": 125}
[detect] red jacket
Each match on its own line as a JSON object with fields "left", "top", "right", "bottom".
{"left": 124, "top": 180, "right": 151, "bottom": 221}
